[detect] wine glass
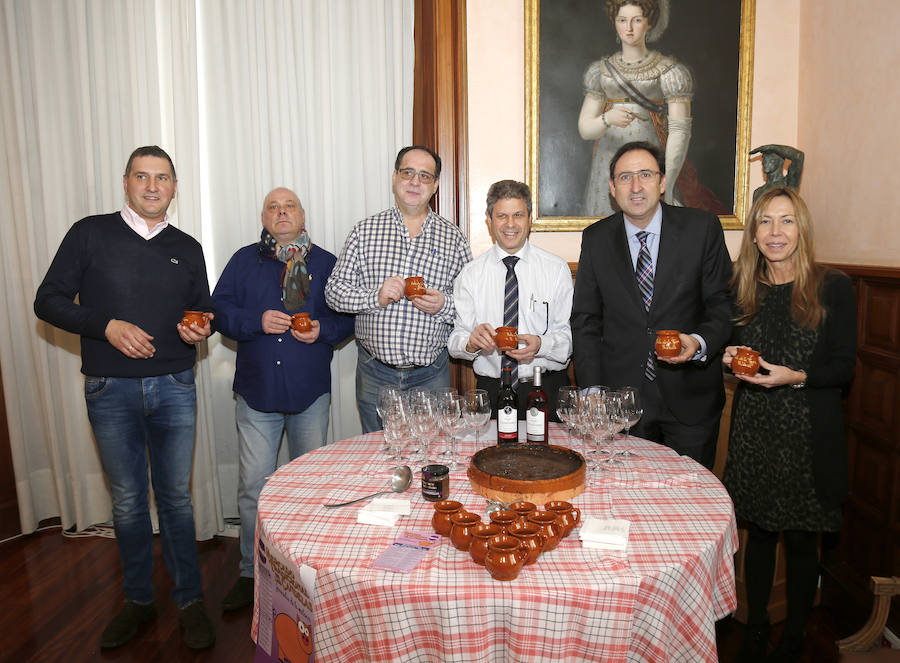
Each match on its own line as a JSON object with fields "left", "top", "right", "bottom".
{"left": 616, "top": 387, "right": 642, "bottom": 457}
{"left": 382, "top": 404, "right": 410, "bottom": 462}
{"left": 406, "top": 389, "right": 435, "bottom": 454}
{"left": 435, "top": 388, "right": 459, "bottom": 456}
{"left": 464, "top": 389, "right": 491, "bottom": 448}
{"left": 577, "top": 386, "right": 607, "bottom": 457}
{"left": 556, "top": 386, "right": 579, "bottom": 446}
{"left": 605, "top": 391, "right": 627, "bottom": 459}
{"left": 408, "top": 392, "right": 438, "bottom": 464}
{"left": 442, "top": 395, "right": 467, "bottom": 469}
{"left": 376, "top": 385, "right": 405, "bottom": 451}
{"left": 433, "top": 387, "right": 457, "bottom": 440}
{"left": 585, "top": 394, "right": 612, "bottom": 473}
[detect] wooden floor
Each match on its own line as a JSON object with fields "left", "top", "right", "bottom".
{"left": 2, "top": 525, "right": 899, "bottom": 662}
{"left": 0, "top": 526, "right": 255, "bottom": 663}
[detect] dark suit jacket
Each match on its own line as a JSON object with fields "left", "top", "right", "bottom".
{"left": 571, "top": 203, "right": 733, "bottom": 425}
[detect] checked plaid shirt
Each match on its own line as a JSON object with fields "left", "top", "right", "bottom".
{"left": 325, "top": 206, "right": 472, "bottom": 367}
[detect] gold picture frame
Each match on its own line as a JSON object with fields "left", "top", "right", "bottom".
{"left": 526, "top": 0, "right": 755, "bottom": 231}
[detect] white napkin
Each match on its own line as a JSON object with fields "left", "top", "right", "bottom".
{"left": 356, "top": 498, "right": 411, "bottom": 527}
{"left": 580, "top": 517, "right": 630, "bottom": 550}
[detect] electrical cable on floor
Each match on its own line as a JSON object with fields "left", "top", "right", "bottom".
{"left": 2, "top": 519, "right": 241, "bottom": 546}
{"left": 62, "top": 524, "right": 116, "bottom": 539}
{"left": 0, "top": 523, "right": 62, "bottom": 546}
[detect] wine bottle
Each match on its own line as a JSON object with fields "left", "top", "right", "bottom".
{"left": 497, "top": 367, "right": 518, "bottom": 446}
{"left": 525, "top": 367, "right": 549, "bottom": 445}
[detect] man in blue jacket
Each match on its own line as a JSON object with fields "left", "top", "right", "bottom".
{"left": 212, "top": 187, "right": 353, "bottom": 611}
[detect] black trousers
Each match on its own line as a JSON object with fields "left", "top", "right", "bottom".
{"left": 630, "top": 377, "right": 720, "bottom": 469}
{"left": 743, "top": 521, "right": 819, "bottom": 639}
{"left": 476, "top": 369, "right": 570, "bottom": 422}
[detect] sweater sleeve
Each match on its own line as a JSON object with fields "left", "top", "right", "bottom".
{"left": 806, "top": 272, "right": 857, "bottom": 389}
{"left": 34, "top": 220, "right": 111, "bottom": 340}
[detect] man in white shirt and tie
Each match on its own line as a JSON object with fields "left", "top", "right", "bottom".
{"left": 449, "top": 180, "right": 573, "bottom": 418}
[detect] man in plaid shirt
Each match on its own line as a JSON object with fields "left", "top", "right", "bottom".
{"left": 326, "top": 146, "right": 472, "bottom": 432}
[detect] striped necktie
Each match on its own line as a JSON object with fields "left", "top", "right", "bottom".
{"left": 502, "top": 255, "right": 519, "bottom": 389}
{"left": 635, "top": 231, "right": 656, "bottom": 380}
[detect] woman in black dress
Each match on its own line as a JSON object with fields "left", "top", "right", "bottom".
{"left": 722, "top": 187, "right": 857, "bottom": 663}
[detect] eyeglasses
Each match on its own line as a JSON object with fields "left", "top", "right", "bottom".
{"left": 613, "top": 170, "right": 661, "bottom": 185}
{"left": 396, "top": 168, "right": 437, "bottom": 184}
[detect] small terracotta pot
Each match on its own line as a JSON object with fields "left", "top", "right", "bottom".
{"left": 291, "top": 312, "right": 312, "bottom": 332}
{"left": 449, "top": 511, "right": 482, "bottom": 551}
{"left": 432, "top": 500, "right": 463, "bottom": 537}
{"left": 655, "top": 330, "right": 682, "bottom": 358}
{"left": 544, "top": 501, "right": 582, "bottom": 538}
{"left": 732, "top": 347, "right": 761, "bottom": 376}
{"left": 181, "top": 310, "right": 211, "bottom": 327}
{"left": 495, "top": 326, "right": 518, "bottom": 351}
{"left": 485, "top": 534, "right": 528, "bottom": 581}
{"left": 488, "top": 509, "right": 518, "bottom": 534}
{"left": 527, "top": 511, "right": 562, "bottom": 551}
{"left": 404, "top": 276, "right": 426, "bottom": 299}
{"left": 508, "top": 521, "right": 543, "bottom": 565}
{"left": 508, "top": 500, "right": 537, "bottom": 525}
{"left": 469, "top": 523, "right": 501, "bottom": 566}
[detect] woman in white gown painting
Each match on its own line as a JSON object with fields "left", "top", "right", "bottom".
{"left": 579, "top": 0, "right": 718, "bottom": 218}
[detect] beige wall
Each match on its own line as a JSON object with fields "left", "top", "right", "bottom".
{"left": 466, "top": 0, "right": 899, "bottom": 267}
{"left": 798, "top": 1, "right": 900, "bottom": 266}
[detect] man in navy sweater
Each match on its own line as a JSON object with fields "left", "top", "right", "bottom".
{"left": 34, "top": 146, "right": 216, "bottom": 650}
{"left": 212, "top": 187, "right": 353, "bottom": 611}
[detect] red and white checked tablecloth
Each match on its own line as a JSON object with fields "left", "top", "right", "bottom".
{"left": 252, "top": 424, "right": 737, "bottom": 662}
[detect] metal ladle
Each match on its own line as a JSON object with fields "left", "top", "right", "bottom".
{"left": 322, "top": 465, "right": 412, "bottom": 508}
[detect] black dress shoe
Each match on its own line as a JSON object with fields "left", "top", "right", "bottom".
{"left": 178, "top": 599, "right": 216, "bottom": 649}
{"left": 100, "top": 600, "right": 157, "bottom": 648}
{"left": 736, "top": 620, "right": 770, "bottom": 663}
{"left": 222, "top": 576, "right": 255, "bottom": 612}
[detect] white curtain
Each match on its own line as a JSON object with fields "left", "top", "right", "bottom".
{"left": 0, "top": 0, "right": 413, "bottom": 537}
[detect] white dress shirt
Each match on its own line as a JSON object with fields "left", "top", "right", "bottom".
{"left": 120, "top": 204, "right": 169, "bottom": 240}
{"left": 448, "top": 241, "right": 573, "bottom": 379}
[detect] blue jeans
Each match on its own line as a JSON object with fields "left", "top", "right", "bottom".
{"left": 356, "top": 344, "right": 450, "bottom": 433}
{"left": 235, "top": 392, "right": 330, "bottom": 577}
{"left": 84, "top": 368, "right": 202, "bottom": 607}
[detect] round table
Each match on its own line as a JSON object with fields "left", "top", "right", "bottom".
{"left": 251, "top": 424, "right": 737, "bottom": 662}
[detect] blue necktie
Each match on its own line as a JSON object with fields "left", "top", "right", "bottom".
{"left": 635, "top": 231, "right": 656, "bottom": 380}
{"left": 502, "top": 255, "right": 519, "bottom": 389}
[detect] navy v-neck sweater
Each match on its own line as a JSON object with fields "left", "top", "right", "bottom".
{"left": 35, "top": 212, "right": 213, "bottom": 377}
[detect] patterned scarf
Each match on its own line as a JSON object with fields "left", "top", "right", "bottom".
{"left": 258, "top": 228, "right": 311, "bottom": 311}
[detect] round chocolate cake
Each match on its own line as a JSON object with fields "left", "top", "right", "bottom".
{"left": 467, "top": 444, "right": 586, "bottom": 505}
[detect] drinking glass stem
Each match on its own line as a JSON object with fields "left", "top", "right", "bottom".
{"left": 448, "top": 435, "right": 458, "bottom": 470}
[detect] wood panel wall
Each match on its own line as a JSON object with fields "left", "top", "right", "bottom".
{"left": 824, "top": 264, "right": 900, "bottom": 628}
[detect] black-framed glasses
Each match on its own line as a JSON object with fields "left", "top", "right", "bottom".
{"left": 613, "top": 170, "right": 660, "bottom": 185}
{"left": 396, "top": 168, "right": 437, "bottom": 184}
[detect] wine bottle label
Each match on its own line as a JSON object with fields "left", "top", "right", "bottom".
{"left": 498, "top": 406, "right": 517, "bottom": 436}
{"left": 526, "top": 409, "right": 545, "bottom": 436}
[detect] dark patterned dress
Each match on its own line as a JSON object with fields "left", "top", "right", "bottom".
{"left": 723, "top": 283, "right": 843, "bottom": 532}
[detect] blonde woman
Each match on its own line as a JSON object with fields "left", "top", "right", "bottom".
{"left": 723, "top": 187, "right": 857, "bottom": 662}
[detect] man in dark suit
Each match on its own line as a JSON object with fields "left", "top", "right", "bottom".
{"left": 571, "top": 141, "right": 733, "bottom": 468}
